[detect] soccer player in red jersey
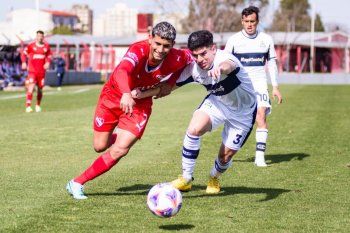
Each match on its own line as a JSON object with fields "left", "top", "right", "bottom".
{"left": 66, "top": 22, "right": 192, "bottom": 200}
{"left": 21, "top": 30, "right": 52, "bottom": 113}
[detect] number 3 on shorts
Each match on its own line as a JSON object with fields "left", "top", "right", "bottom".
{"left": 233, "top": 134, "right": 242, "bottom": 144}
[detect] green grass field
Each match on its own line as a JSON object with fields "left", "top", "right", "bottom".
{"left": 0, "top": 84, "right": 349, "bottom": 233}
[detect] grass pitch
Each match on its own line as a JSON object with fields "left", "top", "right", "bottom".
{"left": 0, "top": 84, "right": 349, "bottom": 232}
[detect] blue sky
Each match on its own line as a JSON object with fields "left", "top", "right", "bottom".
{"left": 0, "top": 0, "right": 349, "bottom": 32}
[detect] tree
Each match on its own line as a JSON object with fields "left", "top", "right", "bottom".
{"left": 52, "top": 26, "right": 73, "bottom": 35}
{"left": 270, "top": 0, "right": 324, "bottom": 32}
{"left": 155, "top": 0, "right": 268, "bottom": 33}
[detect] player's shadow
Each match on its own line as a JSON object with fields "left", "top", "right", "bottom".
{"left": 234, "top": 153, "right": 310, "bottom": 165}
{"left": 88, "top": 184, "right": 152, "bottom": 196}
{"left": 185, "top": 185, "right": 291, "bottom": 202}
{"left": 88, "top": 184, "right": 290, "bottom": 202}
{"left": 159, "top": 224, "right": 195, "bottom": 231}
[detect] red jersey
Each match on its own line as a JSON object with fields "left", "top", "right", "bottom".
{"left": 105, "top": 40, "right": 192, "bottom": 106}
{"left": 21, "top": 42, "right": 52, "bottom": 75}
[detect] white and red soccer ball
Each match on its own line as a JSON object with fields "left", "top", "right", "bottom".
{"left": 147, "top": 183, "right": 182, "bottom": 218}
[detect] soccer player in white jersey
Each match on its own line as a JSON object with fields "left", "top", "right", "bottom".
{"left": 132, "top": 30, "right": 257, "bottom": 194}
{"left": 225, "top": 6, "right": 283, "bottom": 167}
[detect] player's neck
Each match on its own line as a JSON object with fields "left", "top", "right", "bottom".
{"left": 147, "top": 57, "right": 162, "bottom": 67}
{"left": 242, "top": 29, "right": 258, "bottom": 39}
{"left": 36, "top": 41, "right": 44, "bottom": 47}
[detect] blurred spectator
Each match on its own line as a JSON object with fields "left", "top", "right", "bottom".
{"left": 53, "top": 54, "right": 66, "bottom": 91}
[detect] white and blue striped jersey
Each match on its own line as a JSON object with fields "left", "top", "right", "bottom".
{"left": 176, "top": 49, "right": 256, "bottom": 110}
{"left": 225, "top": 30, "right": 277, "bottom": 86}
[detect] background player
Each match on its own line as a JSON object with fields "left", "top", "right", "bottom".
{"left": 66, "top": 22, "right": 192, "bottom": 200}
{"left": 133, "top": 30, "right": 257, "bottom": 194}
{"left": 21, "top": 30, "right": 51, "bottom": 113}
{"left": 225, "top": 6, "right": 283, "bottom": 167}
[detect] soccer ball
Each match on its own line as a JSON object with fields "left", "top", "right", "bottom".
{"left": 147, "top": 183, "right": 182, "bottom": 218}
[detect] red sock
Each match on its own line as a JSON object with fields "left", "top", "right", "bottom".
{"left": 108, "top": 133, "right": 117, "bottom": 147}
{"left": 37, "top": 90, "right": 43, "bottom": 106}
{"left": 26, "top": 92, "right": 33, "bottom": 107}
{"left": 74, "top": 152, "right": 119, "bottom": 185}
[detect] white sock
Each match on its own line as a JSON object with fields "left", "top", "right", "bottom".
{"left": 256, "top": 128, "right": 268, "bottom": 158}
{"left": 181, "top": 132, "right": 201, "bottom": 181}
{"left": 210, "top": 158, "right": 232, "bottom": 178}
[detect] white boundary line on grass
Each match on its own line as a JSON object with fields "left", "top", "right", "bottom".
{"left": 0, "top": 88, "right": 91, "bottom": 100}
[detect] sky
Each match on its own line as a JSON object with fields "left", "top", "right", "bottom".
{"left": 0, "top": 0, "right": 349, "bottom": 32}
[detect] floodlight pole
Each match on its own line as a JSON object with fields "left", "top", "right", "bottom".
{"left": 310, "top": 0, "right": 315, "bottom": 73}
{"left": 35, "top": 0, "right": 40, "bottom": 30}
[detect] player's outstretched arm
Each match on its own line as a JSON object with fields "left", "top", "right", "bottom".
{"left": 208, "top": 60, "right": 236, "bottom": 80}
{"left": 131, "top": 87, "right": 160, "bottom": 99}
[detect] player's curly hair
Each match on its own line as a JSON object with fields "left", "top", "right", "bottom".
{"left": 152, "top": 22, "right": 176, "bottom": 42}
{"left": 242, "top": 6, "right": 260, "bottom": 21}
{"left": 187, "top": 30, "right": 213, "bottom": 51}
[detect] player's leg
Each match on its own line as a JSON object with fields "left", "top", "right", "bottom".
{"left": 206, "top": 105, "right": 256, "bottom": 194}
{"left": 25, "top": 74, "right": 36, "bottom": 112}
{"left": 255, "top": 107, "right": 268, "bottom": 167}
{"left": 172, "top": 110, "right": 212, "bottom": 191}
{"left": 93, "top": 130, "right": 117, "bottom": 153}
{"left": 67, "top": 105, "right": 150, "bottom": 199}
{"left": 35, "top": 75, "right": 45, "bottom": 112}
{"left": 172, "top": 97, "right": 223, "bottom": 191}
{"left": 206, "top": 144, "right": 237, "bottom": 194}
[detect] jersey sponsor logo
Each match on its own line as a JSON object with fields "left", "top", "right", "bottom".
{"left": 95, "top": 117, "right": 104, "bottom": 127}
{"left": 156, "top": 73, "right": 172, "bottom": 81}
{"left": 136, "top": 113, "right": 148, "bottom": 132}
{"left": 234, "top": 53, "right": 268, "bottom": 67}
{"left": 240, "top": 56, "right": 265, "bottom": 63}
{"left": 33, "top": 54, "right": 46, "bottom": 59}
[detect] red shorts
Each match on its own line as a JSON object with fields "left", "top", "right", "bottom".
{"left": 93, "top": 90, "right": 152, "bottom": 139}
{"left": 26, "top": 72, "right": 45, "bottom": 88}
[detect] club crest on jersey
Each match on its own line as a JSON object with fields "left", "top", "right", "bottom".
{"left": 260, "top": 41, "right": 266, "bottom": 48}
{"left": 95, "top": 117, "right": 104, "bottom": 127}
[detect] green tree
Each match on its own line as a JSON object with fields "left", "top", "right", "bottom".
{"left": 181, "top": 0, "right": 268, "bottom": 33}
{"left": 52, "top": 25, "right": 73, "bottom": 35}
{"left": 270, "top": 0, "right": 324, "bottom": 32}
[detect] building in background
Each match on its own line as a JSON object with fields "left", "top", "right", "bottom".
{"left": 93, "top": 3, "right": 137, "bottom": 37}
{"left": 71, "top": 4, "right": 93, "bottom": 34}
{"left": 42, "top": 9, "right": 79, "bottom": 31}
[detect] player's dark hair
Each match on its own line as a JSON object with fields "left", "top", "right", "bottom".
{"left": 152, "top": 22, "right": 176, "bottom": 42}
{"left": 36, "top": 30, "right": 44, "bottom": 35}
{"left": 242, "top": 6, "right": 259, "bottom": 21}
{"left": 187, "top": 30, "right": 213, "bottom": 51}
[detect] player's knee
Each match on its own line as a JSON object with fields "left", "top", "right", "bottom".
{"left": 93, "top": 142, "right": 109, "bottom": 153}
{"left": 109, "top": 145, "right": 130, "bottom": 160}
{"left": 187, "top": 126, "right": 207, "bottom": 137}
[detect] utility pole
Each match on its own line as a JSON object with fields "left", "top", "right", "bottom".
{"left": 310, "top": 0, "right": 315, "bottom": 73}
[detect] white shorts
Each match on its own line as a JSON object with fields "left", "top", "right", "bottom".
{"left": 252, "top": 81, "right": 271, "bottom": 114}
{"left": 197, "top": 95, "right": 256, "bottom": 151}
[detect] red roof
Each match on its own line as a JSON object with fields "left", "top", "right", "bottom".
{"left": 42, "top": 9, "right": 77, "bottom": 17}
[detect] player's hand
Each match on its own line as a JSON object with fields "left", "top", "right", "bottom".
{"left": 272, "top": 86, "right": 283, "bottom": 104}
{"left": 155, "top": 83, "right": 171, "bottom": 99}
{"left": 43, "top": 62, "right": 50, "bottom": 70}
{"left": 21, "top": 62, "right": 27, "bottom": 70}
{"left": 208, "top": 67, "right": 221, "bottom": 80}
{"left": 120, "top": 93, "right": 136, "bottom": 115}
{"left": 131, "top": 88, "right": 142, "bottom": 99}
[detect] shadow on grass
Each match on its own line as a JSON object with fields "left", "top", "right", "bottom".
{"left": 234, "top": 153, "right": 310, "bottom": 165}
{"left": 88, "top": 184, "right": 290, "bottom": 201}
{"left": 186, "top": 185, "right": 291, "bottom": 201}
{"left": 159, "top": 224, "right": 195, "bottom": 231}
